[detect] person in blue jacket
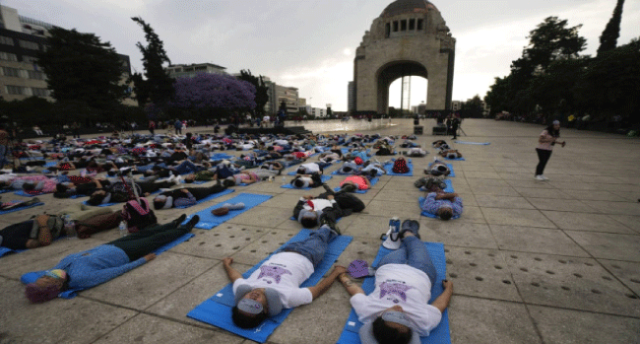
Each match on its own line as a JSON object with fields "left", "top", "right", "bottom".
{"left": 23, "top": 214, "right": 200, "bottom": 303}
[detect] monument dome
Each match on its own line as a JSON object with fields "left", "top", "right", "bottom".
{"left": 381, "top": 0, "right": 438, "bottom": 18}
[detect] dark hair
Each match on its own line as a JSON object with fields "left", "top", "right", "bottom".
{"left": 223, "top": 179, "right": 236, "bottom": 187}
{"left": 296, "top": 167, "right": 305, "bottom": 174}
{"left": 153, "top": 198, "right": 166, "bottom": 210}
{"left": 23, "top": 182, "right": 36, "bottom": 191}
{"left": 293, "top": 179, "right": 305, "bottom": 188}
{"left": 267, "top": 146, "right": 274, "bottom": 151}
{"left": 231, "top": 306, "right": 268, "bottom": 329}
{"left": 56, "top": 184, "right": 69, "bottom": 193}
{"left": 301, "top": 215, "right": 318, "bottom": 228}
{"left": 87, "top": 193, "right": 107, "bottom": 206}
{"left": 545, "top": 125, "right": 560, "bottom": 138}
{"left": 372, "top": 316, "right": 412, "bottom": 344}
{"left": 439, "top": 209, "right": 453, "bottom": 221}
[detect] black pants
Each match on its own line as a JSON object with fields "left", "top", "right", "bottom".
{"left": 109, "top": 221, "right": 189, "bottom": 261}
{"left": 187, "top": 185, "right": 226, "bottom": 200}
{"left": 451, "top": 124, "right": 458, "bottom": 139}
{"left": 137, "top": 181, "right": 175, "bottom": 194}
{"left": 535, "top": 149, "right": 552, "bottom": 175}
{"left": 0, "top": 220, "right": 34, "bottom": 250}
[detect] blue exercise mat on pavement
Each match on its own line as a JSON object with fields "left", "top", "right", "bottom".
{"left": 181, "top": 180, "right": 207, "bottom": 185}
{"left": 333, "top": 177, "right": 380, "bottom": 194}
{"left": 210, "top": 153, "right": 235, "bottom": 160}
{"left": 44, "top": 161, "right": 58, "bottom": 167}
{"left": 0, "top": 201, "right": 44, "bottom": 215}
{"left": 0, "top": 246, "right": 26, "bottom": 258}
{"left": 280, "top": 175, "right": 332, "bottom": 190}
{"left": 20, "top": 232, "right": 194, "bottom": 299}
{"left": 384, "top": 160, "right": 414, "bottom": 176}
{"left": 0, "top": 189, "right": 11, "bottom": 194}
{"left": 187, "top": 228, "right": 353, "bottom": 343}
{"left": 454, "top": 141, "right": 490, "bottom": 145}
{"left": 15, "top": 190, "right": 85, "bottom": 198}
{"left": 174, "top": 189, "right": 236, "bottom": 209}
{"left": 182, "top": 193, "right": 273, "bottom": 229}
{"left": 336, "top": 242, "right": 451, "bottom": 344}
{"left": 444, "top": 156, "right": 465, "bottom": 161}
{"left": 428, "top": 162, "right": 456, "bottom": 177}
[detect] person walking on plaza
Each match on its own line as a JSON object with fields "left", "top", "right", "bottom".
{"left": 148, "top": 120, "right": 155, "bottom": 135}
{"left": 451, "top": 115, "right": 460, "bottom": 140}
{"left": 535, "top": 120, "right": 566, "bottom": 181}
{"left": 174, "top": 119, "right": 182, "bottom": 135}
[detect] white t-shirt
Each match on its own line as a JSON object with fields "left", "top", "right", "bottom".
{"left": 300, "top": 163, "right": 320, "bottom": 174}
{"left": 302, "top": 198, "right": 336, "bottom": 212}
{"left": 350, "top": 264, "right": 442, "bottom": 336}
{"left": 274, "top": 139, "right": 289, "bottom": 146}
{"left": 263, "top": 115, "right": 270, "bottom": 122}
{"left": 233, "top": 252, "right": 314, "bottom": 309}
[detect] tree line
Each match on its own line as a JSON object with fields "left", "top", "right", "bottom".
{"left": 484, "top": 0, "right": 639, "bottom": 131}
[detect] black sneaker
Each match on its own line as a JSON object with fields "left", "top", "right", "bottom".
{"left": 319, "top": 214, "right": 340, "bottom": 235}
{"left": 173, "top": 214, "right": 187, "bottom": 227}
{"left": 340, "top": 184, "right": 357, "bottom": 193}
{"left": 185, "top": 215, "right": 200, "bottom": 231}
{"left": 322, "top": 183, "right": 336, "bottom": 195}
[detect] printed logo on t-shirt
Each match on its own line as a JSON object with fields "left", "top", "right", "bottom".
{"left": 257, "top": 265, "right": 292, "bottom": 284}
{"left": 380, "top": 281, "right": 413, "bottom": 304}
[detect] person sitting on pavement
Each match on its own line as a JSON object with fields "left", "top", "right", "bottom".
{"left": 294, "top": 184, "right": 366, "bottom": 229}
{"left": 222, "top": 222, "right": 346, "bottom": 329}
{"left": 23, "top": 215, "right": 200, "bottom": 303}
{"left": 337, "top": 227, "right": 454, "bottom": 344}
{"left": 420, "top": 188, "right": 463, "bottom": 221}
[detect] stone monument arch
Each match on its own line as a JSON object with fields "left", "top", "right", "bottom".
{"left": 352, "top": 0, "right": 456, "bottom": 114}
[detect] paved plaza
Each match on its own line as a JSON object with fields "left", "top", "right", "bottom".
{"left": 1, "top": 119, "right": 639, "bottom": 344}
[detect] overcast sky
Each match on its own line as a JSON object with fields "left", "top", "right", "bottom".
{"left": 5, "top": 0, "right": 640, "bottom": 111}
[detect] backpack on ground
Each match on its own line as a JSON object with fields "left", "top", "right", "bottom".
{"left": 392, "top": 158, "right": 409, "bottom": 174}
{"left": 121, "top": 198, "right": 157, "bottom": 233}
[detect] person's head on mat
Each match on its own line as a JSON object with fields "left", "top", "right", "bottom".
{"left": 232, "top": 287, "right": 283, "bottom": 328}
{"left": 292, "top": 178, "right": 310, "bottom": 188}
{"left": 87, "top": 190, "right": 108, "bottom": 206}
{"left": 25, "top": 269, "right": 68, "bottom": 303}
{"left": 184, "top": 174, "right": 196, "bottom": 183}
{"left": 437, "top": 206, "right": 453, "bottom": 221}
{"left": 366, "top": 305, "right": 416, "bottom": 344}
{"left": 153, "top": 194, "right": 174, "bottom": 210}
{"left": 223, "top": 177, "right": 236, "bottom": 187}
{"left": 300, "top": 213, "right": 318, "bottom": 228}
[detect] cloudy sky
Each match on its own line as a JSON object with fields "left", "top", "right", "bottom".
{"left": 6, "top": 0, "right": 640, "bottom": 111}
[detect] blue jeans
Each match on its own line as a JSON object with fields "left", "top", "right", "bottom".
{"left": 281, "top": 225, "right": 337, "bottom": 268}
{"left": 375, "top": 236, "right": 437, "bottom": 284}
{"left": 175, "top": 161, "right": 198, "bottom": 175}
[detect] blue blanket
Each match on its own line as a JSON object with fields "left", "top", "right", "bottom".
{"left": 20, "top": 232, "right": 194, "bottom": 299}
{"left": 281, "top": 175, "right": 332, "bottom": 190}
{"left": 181, "top": 180, "right": 207, "bottom": 185}
{"left": 334, "top": 177, "right": 380, "bottom": 194}
{"left": 444, "top": 156, "right": 465, "bottom": 161}
{"left": 210, "top": 153, "right": 235, "bottom": 160}
{"left": 336, "top": 242, "right": 451, "bottom": 344}
{"left": 0, "top": 201, "right": 45, "bottom": 215}
{"left": 384, "top": 160, "right": 414, "bottom": 176}
{"left": 175, "top": 188, "right": 236, "bottom": 209}
{"left": 182, "top": 193, "right": 273, "bottom": 229}
{"left": 428, "top": 163, "right": 456, "bottom": 178}
{"left": 454, "top": 141, "right": 490, "bottom": 145}
{"left": 187, "top": 229, "right": 353, "bottom": 343}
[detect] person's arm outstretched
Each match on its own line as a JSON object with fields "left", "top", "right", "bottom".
{"left": 308, "top": 266, "right": 347, "bottom": 300}
{"left": 222, "top": 257, "right": 243, "bottom": 283}
{"left": 430, "top": 280, "right": 453, "bottom": 313}
{"left": 338, "top": 271, "right": 365, "bottom": 296}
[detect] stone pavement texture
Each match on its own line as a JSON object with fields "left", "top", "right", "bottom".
{"left": 1, "top": 119, "right": 639, "bottom": 344}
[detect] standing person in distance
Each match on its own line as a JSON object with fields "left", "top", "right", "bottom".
{"left": 535, "top": 120, "right": 566, "bottom": 181}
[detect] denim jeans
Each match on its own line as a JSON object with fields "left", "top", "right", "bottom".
{"left": 281, "top": 225, "right": 337, "bottom": 268}
{"left": 375, "top": 236, "right": 437, "bottom": 284}
{"left": 175, "top": 160, "right": 198, "bottom": 175}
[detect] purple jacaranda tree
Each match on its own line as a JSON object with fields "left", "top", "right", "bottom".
{"left": 171, "top": 73, "right": 256, "bottom": 111}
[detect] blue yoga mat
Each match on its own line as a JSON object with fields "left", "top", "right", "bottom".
{"left": 175, "top": 188, "right": 236, "bottom": 209}
{"left": 14, "top": 190, "right": 85, "bottom": 199}
{"left": 334, "top": 177, "right": 380, "bottom": 194}
{"left": 384, "top": 160, "right": 414, "bottom": 176}
{"left": 0, "top": 189, "right": 12, "bottom": 194}
{"left": 20, "top": 232, "right": 195, "bottom": 299}
{"left": 181, "top": 180, "right": 207, "bottom": 185}
{"left": 187, "top": 228, "right": 353, "bottom": 343}
{"left": 0, "top": 201, "right": 44, "bottom": 215}
{"left": 444, "top": 156, "right": 465, "bottom": 161}
{"left": 281, "top": 175, "right": 332, "bottom": 190}
{"left": 182, "top": 193, "right": 273, "bottom": 229}
{"left": 44, "top": 161, "right": 58, "bottom": 167}
{"left": 454, "top": 141, "right": 490, "bottom": 145}
{"left": 211, "top": 153, "right": 235, "bottom": 160}
{"left": 337, "top": 242, "right": 451, "bottom": 344}
{"left": 418, "top": 181, "right": 459, "bottom": 220}
{"left": 0, "top": 246, "right": 26, "bottom": 258}
{"left": 428, "top": 163, "right": 456, "bottom": 178}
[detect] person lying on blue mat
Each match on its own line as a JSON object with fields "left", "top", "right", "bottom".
{"left": 338, "top": 229, "right": 454, "bottom": 344}
{"left": 222, "top": 222, "right": 346, "bottom": 329}
{"left": 402, "top": 147, "right": 428, "bottom": 157}
{"left": 426, "top": 160, "right": 451, "bottom": 177}
{"left": 0, "top": 214, "right": 61, "bottom": 250}
{"left": 293, "top": 184, "right": 365, "bottom": 230}
{"left": 22, "top": 215, "right": 200, "bottom": 303}
{"left": 296, "top": 162, "right": 331, "bottom": 175}
{"left": 421, "top": 189, "right": 463, "bottom": 221}
{"left": 437, "top": 149, "right": 463, "bottom": 159}
{"left": 290, "top": 173, "right": 323, "bottom": 188}
{"left": 153, "top": 184, "right": 228, "bottom": 209}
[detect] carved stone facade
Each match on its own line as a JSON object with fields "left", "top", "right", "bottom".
{"left": 353, "top": 0, "right": 456, "bottom": 114}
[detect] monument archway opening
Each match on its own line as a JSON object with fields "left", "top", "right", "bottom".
{"left": 377, "top": 60, "right": 427, "bottom": 114}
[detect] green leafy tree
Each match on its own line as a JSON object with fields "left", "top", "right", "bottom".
{"left": 237, "top": 69, "right": 269, "bottom": 117}
{"left": 130, "top": 17, "right": 174, "bottom": 109}
{"left": 37, "top": 27, "right": 126, "bottom": 110}
{"left": 461, "top": 95, "right": 484, "bottom": 118}
{"left": 598, "top": 0, "right": 625, "bottom": 56}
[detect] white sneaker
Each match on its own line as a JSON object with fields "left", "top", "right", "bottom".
{"left": 535, "top": 175, "right": 545, "bottom": 181}
{"left": 540, "top": 175, "right": 549, "bottom": 181}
